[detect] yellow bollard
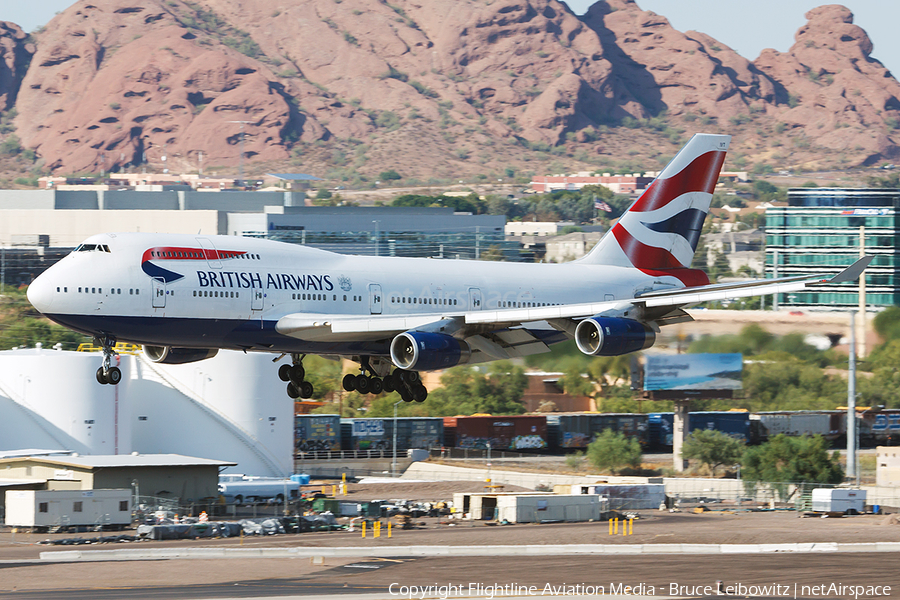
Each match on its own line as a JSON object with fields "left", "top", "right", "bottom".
{"left": 608, "top": 519, "right": 612, "bottom": 535}
{"left": 614, "top": 518, "right": 618, "bottom": 535}
{"left": 622, "top": 518, "right": 626, "bottom": 536}
{"left": 361, "top": 521, "right": 366, "bottom": 538}
{"left": 629, "top": 518, "right": 633, "bottom": 536}
{"left": 374, "top": 521, "right": 381, "bottom": 538}
{"left": 332, "top": 485, "right": 336, "bottom": 496}
{"left": 322, "top": 485, "right": 327, "bottom": 495}
{"left": 388, "top": 521, "right": 392, "bottom": 538}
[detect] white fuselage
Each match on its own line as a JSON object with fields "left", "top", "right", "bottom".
{"left": 27, "top": 232, "right": 671, "bottom": 355}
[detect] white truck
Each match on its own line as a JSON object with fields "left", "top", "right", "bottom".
{"left": 217, "top": 478, "right": 301, "bottom": 505}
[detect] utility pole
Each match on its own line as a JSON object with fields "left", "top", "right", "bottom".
{"left": 858, "top": 226, "right": 867, "bottom": 358}
{"left": 847, "top": 311, "right": 857, "bottom": 484}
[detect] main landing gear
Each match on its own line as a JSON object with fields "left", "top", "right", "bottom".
{"left": 94, "top": 335, "right": 122, "bottom": 385}
{"left": 342, "top": 357, "right": 428, "bottom": 403}
{"left": 279, "top": 354, "right": 314, "bottom": 399}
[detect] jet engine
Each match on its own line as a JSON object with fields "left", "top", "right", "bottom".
{"left": 390, "top": 332, "right": 471, "bottom": 372}
{"left": 142, "top": 345, "right": 219, "bottom": 365}
{"left": 574, "top": 316, "right": 656, "bottom": 356}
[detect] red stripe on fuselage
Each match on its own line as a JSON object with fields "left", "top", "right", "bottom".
{"left": 140, "top": 247, "right": 246, "bottom": 263}
{"left": 629, "top": 150, "right": 726, "bottom": 213}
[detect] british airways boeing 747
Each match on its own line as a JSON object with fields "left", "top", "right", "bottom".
{"left": 26, "top": 134, "right": 871, "bottom": 401}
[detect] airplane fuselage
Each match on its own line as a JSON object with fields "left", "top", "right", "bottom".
{"left": 27, "top": 232, "right": 668, "bottom": 357}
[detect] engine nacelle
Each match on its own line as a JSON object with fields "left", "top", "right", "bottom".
{"left": 574, "top": 317, "right": 656, "bottom": 356}
{"left": 142, "top": 345, "right": 219, "bottom": 365}
{"left": 390, "top": 331, "right": 470, "bottom": 372}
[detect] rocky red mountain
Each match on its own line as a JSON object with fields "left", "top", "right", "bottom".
{"left": 1, "top": 0, "right": 899, "bottom": 178}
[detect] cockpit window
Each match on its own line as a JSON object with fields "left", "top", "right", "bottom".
{"left": 74, "top": 244, "right": 111, "bottom": 253}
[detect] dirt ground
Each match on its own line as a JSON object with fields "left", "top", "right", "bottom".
{"left": 2, "top": 484, "right": 900, "bottom": 597}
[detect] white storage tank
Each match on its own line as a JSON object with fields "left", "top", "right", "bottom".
{"left": 4, "top": 489, "right": 132, "bottom": 529}
{"left": 131, "top": 350, "right": 292, "bottom": 476}
{"left": 811, "top": 488, "right": 866, "bottom": 514}
{"left": 0, "top": 348, "right": 133, "bottom": 455}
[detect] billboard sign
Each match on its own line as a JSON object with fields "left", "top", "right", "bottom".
{"left": 643, "top": 353, "right": 743, "bottom": 391}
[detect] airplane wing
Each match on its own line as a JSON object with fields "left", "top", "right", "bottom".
{"left": 275, "top": 257, "right": 872, "bottom": 349}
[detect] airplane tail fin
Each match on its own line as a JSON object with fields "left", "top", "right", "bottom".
{"left": 580, "top": 133, "right": 730, "bottom": 287}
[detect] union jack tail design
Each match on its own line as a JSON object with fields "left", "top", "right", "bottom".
{"left": 581, "top": 133, "right": 730, "bottom": 287}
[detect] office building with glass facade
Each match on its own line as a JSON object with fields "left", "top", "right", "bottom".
{"left": 765, "top": 188, "right": 900, "bottom": 309}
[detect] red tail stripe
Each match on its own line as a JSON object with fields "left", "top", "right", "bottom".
{"left": 629, "top": 150, "right": 726, "bottom": 213}
{"left": 612, "top": 223, "right": 683, "bottom": 270}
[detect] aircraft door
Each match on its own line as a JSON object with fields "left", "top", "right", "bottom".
{"left": 251, "top": 288, "right": 264, "bottom": 311}
{"left": 468, "top": 287, "right": 483, "bottom": 310}
{"left": 196, "top": 237, "right": 222, "bottom": 269}
{"left": 368, "top": 284, "right": 382, "bottom": 314}
{"left": 152, "top": 278, "right": 166, "bottom": 308}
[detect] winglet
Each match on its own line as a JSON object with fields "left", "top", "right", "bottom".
{"left": 828, "top": 256, "right": 874, "bottom": 284}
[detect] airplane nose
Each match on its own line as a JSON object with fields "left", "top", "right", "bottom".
{"left": 27, "top": 272, "right": 54, "bottom": 313}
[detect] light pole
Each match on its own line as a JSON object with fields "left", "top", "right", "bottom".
{"left": 392, "top": 399, "right": 402, "bottom": 477}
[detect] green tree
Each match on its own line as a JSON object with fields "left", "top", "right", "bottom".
{"left": 681, "top": 429, "right": 745, "bottom": 475}
{"left": 874, "top": 306, "right": 900, "bottom": 342}
{"left": 741, "top": 434, "right": 843, "bottom": 497}
{"left": 586, "top": 429, "right": 642, "bottom": 474}
{"left": 417, "top": 362, "right": 528, "bottom": 416}
{"left": 379, "top": 169, "right": 402, "bottom": 181}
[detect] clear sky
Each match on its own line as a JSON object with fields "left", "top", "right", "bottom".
{"left": 4, "top": 1, "right": 899, "bottom": 74}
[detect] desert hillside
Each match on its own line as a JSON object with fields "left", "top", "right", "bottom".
{"left": 0, "top": 0, "right": 898, "bottom": 181}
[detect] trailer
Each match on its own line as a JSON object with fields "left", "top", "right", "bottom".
{"left": 217, "top": 479, "right": 300, "bottom": 505}
{"left": 811, "top": 489, "right": 866, "bottom": 514}
{"left": 4, "top": 489, "right": 132, "bottom": 531}
{"left": 443, "top": 415, "right": 548, "bottom": 450}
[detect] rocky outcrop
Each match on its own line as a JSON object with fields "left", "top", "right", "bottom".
{"left": 0, "top": 22, "right": 35, "bottom": 111}
{"left": 6, "top": 0, "right": 900, "bottom": 174}
{"left": 13, "top": 0, "right": 318, "bottom": 172}
{"left": 753, "top": 4, "right": 900, "bottom": 164}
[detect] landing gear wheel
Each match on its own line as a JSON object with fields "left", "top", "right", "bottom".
{"left": 342, "top": 374, "right": 357, "bottom": 392}
{"left": 399, "top": 385, "right": 413, "bottom": 403}
{"left": 299, "top": 381, "right": 314, "bottom": 399}
{"left": 289, "top": 364, "right": 305, "bottom": 383}
{"left": 355, "top": 374, "right": 370, "bottom": 393}
{"left": 400, "top": 370, "right": 420, "bottom": 384}
{"left": 369, "top": 377, "right": 383, "bottom": 395}
{"left": 96, "top": 367, "right": 108, "bottom": 385}
{"left": 412, "top": 384, "right": 428, "bottom": 403}
{"left": 287, "top": 382, "right": 301, "bottom": 399}
{"left": 106, "top": 366, "right": 122, "bottom": 385}
{"left": 278, "top": 364, "right": 292, "bottom": 382}
{"left": 382, "top": 376, "right": 395, "bottom": 393}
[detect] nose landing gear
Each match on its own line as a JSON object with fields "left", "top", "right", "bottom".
{"left": 95, "top": 336, "right": 122, "bottom": 385}
{"left": 278, "top": 354, "right": 314, "bottom": 399}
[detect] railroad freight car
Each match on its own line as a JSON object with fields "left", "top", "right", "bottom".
{"left": 548, "top": 413, "right": 649, "bottom": 449}
{"left": 294, "top": 414, "right": 342, "bottom": 452}
{"left": 443, "top": 415, "right": 548, "bottom": 450}
{"left": 648, "top": 411, "right": 751, "bottom": 449}
{"left": 755, "top": 411, "right": 843, "bottom": 442}
{"left": 341, "top": 417, "right": 444, "bottom": 451}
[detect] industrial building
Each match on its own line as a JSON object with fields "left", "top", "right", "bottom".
{"left": 765, "top": 188, "right": 900, "bottom": 308}
{"left": 0, "top": 190, "right": 519, "bottom": 286}
{"left": 0, "top": 347, "right": 293, "bottom": 477}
